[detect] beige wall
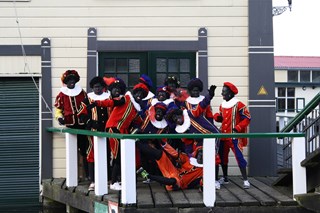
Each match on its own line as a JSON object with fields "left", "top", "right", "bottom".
{"left": 275, "top": 69, "right": 287, "bottom": 82}
{"left": 0, "top": 56, "right": 41, "bottom": 75}
{"left": 0, "top": 0, "right": 248, "bottom": 177}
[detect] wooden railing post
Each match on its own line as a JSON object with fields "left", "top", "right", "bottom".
{"left": 292, "top": 137, "right": 307, "bottom": 198}
{"left": 203, "top": 138, "right": 216, "bottom": 207}
{"left": 121, "top": 139, "right": 136, "bottom": 204}
{"left": 94, "top": 136, "right": 108, "bottom": 195}
{"left": 66, "top": 133, "right": 78, "bottom": 187}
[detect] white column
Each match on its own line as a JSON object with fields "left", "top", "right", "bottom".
{"left": 121, "top": 139, "right": 136, "bottom": 204}
{"left": 66, "top": 133, "right": 78, "bottom": 187}
{"left": 291, "top": 137, "right": 307, "bottom": 198}
{"left": 94, "top": 136, "right": 108, "bottom": 195}
{"left": 203, "top": 138, "right": 216, "bottom": 207}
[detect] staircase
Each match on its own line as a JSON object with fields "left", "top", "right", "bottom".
{"left": 275, "top": 92, "right": 320, "bottom": 212}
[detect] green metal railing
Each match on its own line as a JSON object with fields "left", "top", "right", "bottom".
{"left": 279, "top": 92, "right": 320, "bottom": 168}
{"left": 47, "top": 127, "right": 306, "bottom": 207}
{"left": 281, "top": 92, "right": 320, "bottom": 133}
{"left": 47, "top": 127, "right": 305, "bottom": 140}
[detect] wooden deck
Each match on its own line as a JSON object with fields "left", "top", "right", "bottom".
{"left": 42, "top": 177, "right": 315, "bottom": 213}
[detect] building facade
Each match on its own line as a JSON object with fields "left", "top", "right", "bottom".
{"left": 274, "top": 56, "right": 320, "bottom": 129}
{"left": 0, "top": 1, "right": 276, "bottom": 204}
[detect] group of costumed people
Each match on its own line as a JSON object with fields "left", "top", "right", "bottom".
{"left": 54, "top": 70, "right": 251, "bottom": 192}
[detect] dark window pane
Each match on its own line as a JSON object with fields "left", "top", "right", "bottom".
{"left": 156, "top": 73, "right": 167, "bottom": 86}
{"left": 277, "top": 98, "right": 285, "bottom": 112}
{"left": 312, "top": 71, "right": 320, "bottom": 82}
{"left": 168, "top": 59, "right": 179, "bottom": 73}
{"left": 288, "top": 70, "right": 298, "bottom": 82}
{"left": 128, "top": 73, "right": 140, "bottom": 88}
{"left": 278, "top": 87, "right": 286, "bottom": 97}
{"left": 117, "top": 74, "right": 128, "bottom": 87}
{"left": 156, "top": 58, "right": 167, "bottom": 72}
{"left": 129, "top": 59, "right": 140, "bottom": 73}
{"left": 287, "top": 87, "right": 295, "bottom": 97}
{"left": 179, "top": 74, "right": 190, "bottom": 88}
{"left": 287, "top": 99, "right": 295, "bottom": 112}
{"left": 180, "top": 59, "right": 190, "bottom": 73}
{"left": 104, "top": 59, "right": 115, "bottom": 73}
{"left": 300, "top": 71, "right": 310, "bottom": 82}
{"left": 117, "top": 59, "right": 128, "bottom": 72}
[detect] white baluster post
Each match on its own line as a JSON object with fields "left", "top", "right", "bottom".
{"left": 66, "top": 133, "right": 78, "bottom": 187}
{"left": 121, "top": 139, "right": 136, "bottom": 204}
{"left": 203, "top": 138, "right": 216, "bottom": 207}
{"left": 94, "top": 136, "right": 108, "bottom": 195}
{"left": 291, "top": 137, "right": 307, "bottom": 198}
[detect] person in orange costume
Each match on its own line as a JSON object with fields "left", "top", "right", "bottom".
{"left": 213, "top": 82, "right": 251, "bottom": 189}
{"left": 136, "top": 141, "right": 205, "bottom": 191}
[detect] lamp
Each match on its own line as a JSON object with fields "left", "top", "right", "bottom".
{"left": 273, "top": 0, "right": 292, "bottom": 16}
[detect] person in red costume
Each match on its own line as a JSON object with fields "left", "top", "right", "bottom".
{"left": 54, "top": 70, "right": 89, "bottom": 180}
{"left": 94, "top": 78, "right": 149, "bottom": 190}
{"left": 213, "top": 82, "right": 251, "bottom": 189}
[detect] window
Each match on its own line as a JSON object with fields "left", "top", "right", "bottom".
{"left": 276, "top": 87, "right": 295, "bottom": 112}
{"left": 312, "top": 71, "right": 320, "bottom": 82}
{"left": 300, "top": 71, "right": 310, "bottom": 82}
{"left": 287, "top": 70, "right": 320, "bottom": 83}
{"left": 288, "top": 70, "right": 298, "bottom": 82}
{"left": 99, "top": 52, "right": 196, "bottom": 91}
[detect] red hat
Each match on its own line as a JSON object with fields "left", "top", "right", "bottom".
{"left": 154, "top": 102, "right": 168, "bottom": 111}
{"left": 223, "top": 82, "right": 238, "bottom": 95}
{"left": 61, "top": 70, "right": 80, "bottom": 84}
{"left": 133, "top": 83, "right": 149, "bottom": 93}
{"left": 103, "top": 77, "right": 116, "bottom": 86}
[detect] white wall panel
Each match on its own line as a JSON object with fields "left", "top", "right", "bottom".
{"left": 0, "top": 56, "right": 41, "bottom": 74}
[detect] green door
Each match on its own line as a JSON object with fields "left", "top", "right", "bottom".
{"left": 0, "top": 77, "right": 40, "bottom": 208}
{"left": 99, "top": 52, "right": 196, "bottom": 91}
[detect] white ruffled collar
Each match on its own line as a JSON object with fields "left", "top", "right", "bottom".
{"left": 87, "top": 91, "right": 110, "bottom": 101}
{"left": 60, "top": 84, "right": 82, "bottom": 96}
{"left": 221, "top": 97, "right": 239, "bottom": 108}
{"left": 143, "top": 91, "right": 155, "bottom": 100}
{"left": 175, "top": 109, "right": 191, "bottom": 133}
{"left": 190, "top": 157, "right": 203, "bottom": 167}
{"left": 151, "top": 118, "right": 167, "bottom": 129}
{"left": 186, "top": 95, "right": 204, "bottom": 104}
{"left": 151, "top": 98, "right": 174, "bottom": 106}
{"left": 126, "top": 91, "right": 141, "bottom": 111}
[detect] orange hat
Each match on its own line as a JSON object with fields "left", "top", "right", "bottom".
{"left": 223, "top": 82, "right": 238, "bottom": 95}
{"left": 61, "top": 70, "right": 80, "bottom": 84}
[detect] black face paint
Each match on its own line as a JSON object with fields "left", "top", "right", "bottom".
{"left": 157, "top": 91, "right": 167, "bottom": 101}
{"left": 196, "top": 149, "right": 203, "bottom": 164}
{"left": 155, "top": 108, "right": 165, "bottom": 121}
{"left": 66, "top": 78, "right": 76, "bottom": 89}
{"left": 221, "top": 86, "right": 234, "bottom": 101}
{"left": 189, "top": 87, "right": 200, "bottom": 98}
{"left": 111, "top": 87, "right": 121, "bottom": 98}
{"left": 93, "top": 83, "right": 103, "bottom": 95}
{"left": 173, "top": 114, "right": 184, "bottom": 125}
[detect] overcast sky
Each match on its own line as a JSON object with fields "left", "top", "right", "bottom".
{"left": 273, "top": 0, "right": 320, "bottom": 56}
